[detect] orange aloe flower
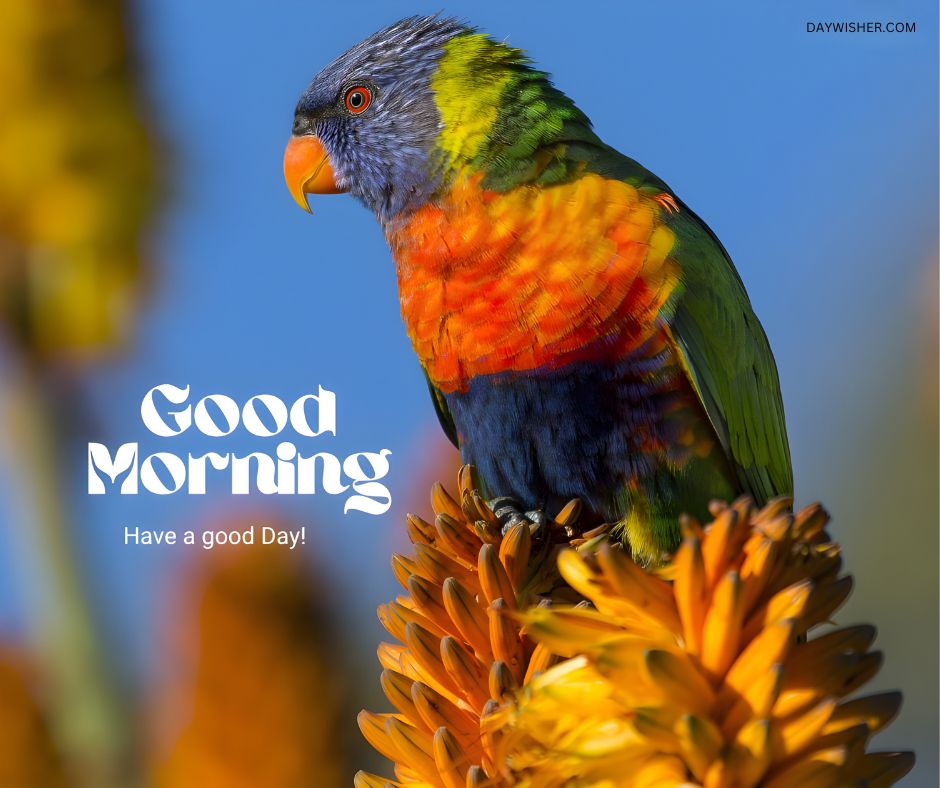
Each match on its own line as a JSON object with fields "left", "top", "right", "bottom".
{"left": 0, "top": 647, "right": 69, "bottom": 788}
{"left": 356, "top": 466, "right": 594, "bottom": 787}
{"left": 151, "top": 530, "right": 344, "bottom": 788}
{"left": 358, "top": 470, "right": 913, "bottom": 787}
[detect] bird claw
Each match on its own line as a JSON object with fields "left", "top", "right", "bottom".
{"left": 488, "top": 496, "right": 548, "bottom": 535}
{"left": 653, "top": 192, "right": 680, "bottom": 214}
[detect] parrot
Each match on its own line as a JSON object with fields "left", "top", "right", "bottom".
{"left": 283, "top": 16, "right": 792, "bottom": 562}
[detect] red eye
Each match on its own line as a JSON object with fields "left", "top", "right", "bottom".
{"left": 344, "top": 86, "right": 372, "bottom": 114}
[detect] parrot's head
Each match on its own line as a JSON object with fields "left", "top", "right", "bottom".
{"left": 284, "top": 16, "right": 592, "bottom": 223}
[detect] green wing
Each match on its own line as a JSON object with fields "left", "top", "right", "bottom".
{"left": 424, "top": 369, "right": 460, "bottom": 449}
{"left": 666, "top": 207, "right": 793, "bottom": 503}
{"left": 575, "top": 142, "right": 793, "bottom": 502}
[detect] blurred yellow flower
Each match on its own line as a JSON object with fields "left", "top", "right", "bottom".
{"left": 0, "top": 0, "right": 156, "bottom": 358}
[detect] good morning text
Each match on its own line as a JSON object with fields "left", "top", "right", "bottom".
{"left": 88, "top": 384, "right": 393, "bottom": 514}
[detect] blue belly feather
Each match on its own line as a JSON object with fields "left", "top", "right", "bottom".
{"left": 444, "top": 350, "right": 687, "bottom": 519}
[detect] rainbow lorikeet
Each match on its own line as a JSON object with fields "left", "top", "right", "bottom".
{"left": 284, "top": 16, "right": 792, "bottom": 562}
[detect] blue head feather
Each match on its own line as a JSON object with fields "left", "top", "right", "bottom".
{"left": 294, "top": 16, "right": 469, "bottom": 222}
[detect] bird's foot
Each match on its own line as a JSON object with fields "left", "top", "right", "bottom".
{"left": 488, "top": 496, "right": 548, "bottom": 535}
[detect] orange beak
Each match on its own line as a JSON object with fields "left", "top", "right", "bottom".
{"left": 283, "top": 135, "right": 344, "bottom": 212}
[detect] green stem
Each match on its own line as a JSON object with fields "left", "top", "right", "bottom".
{"left": 5, "top": 362, "right": 134, "bottom": 788}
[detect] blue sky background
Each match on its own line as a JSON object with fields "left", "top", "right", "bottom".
{"left": 0, "top": 0, "right": 936, "bottom": 781}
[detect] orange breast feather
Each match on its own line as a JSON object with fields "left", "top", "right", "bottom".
{"left": 387, "top": 172, "right": 681, "bottom": 394}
